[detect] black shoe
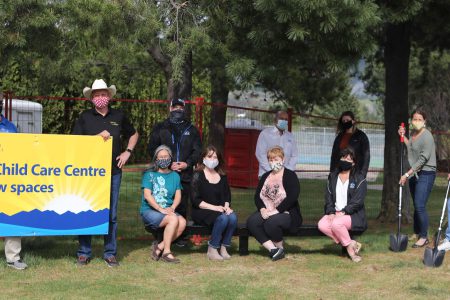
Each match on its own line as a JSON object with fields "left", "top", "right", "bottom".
{"left": 175, "top": 237, "right": 189, "bottom": 247}
{"left": 269, "top": 248, "right": 277, "bottom": 258}
{"left": 269, "top": 248, "right": 285, "bottom": 261}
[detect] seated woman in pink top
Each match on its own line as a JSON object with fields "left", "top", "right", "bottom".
{"left": 318, "top": 147, "right": 367, "bottom": 262}
{"left": 247, "top": 146, "right": 302, "bottom": 261}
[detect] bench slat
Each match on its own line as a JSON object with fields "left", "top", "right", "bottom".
{"left": 144, "top": 224, "right": 364, "bottom": 256}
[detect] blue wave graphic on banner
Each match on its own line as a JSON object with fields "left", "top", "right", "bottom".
{"left": 0, "top": 222, "right": 109, "bottom": 236}
{"left": 0, "top": 209, "right": 109, "bottom": 230}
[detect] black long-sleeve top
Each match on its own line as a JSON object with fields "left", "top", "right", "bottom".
{"left": 190, "top": 171, "right": 231, "bottom": 226}
{"left": 254, "top": 168, "right": 302, "bottom": 232}
{"left": 330, "top": 128, "right": 370, "bottom": 177}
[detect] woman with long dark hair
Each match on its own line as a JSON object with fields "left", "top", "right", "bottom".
{"left": 330, "top": 111, "right": 370, "bottom": 177}
{"left": 191, "top": 145, "right": 237, "bottom": 260}
{"left": 319, "top": 147, "right": 367, "bottom": 262}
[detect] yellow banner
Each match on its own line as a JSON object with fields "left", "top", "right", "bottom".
{"left": 0, "top": 133, "right": 112, "bottom": 236}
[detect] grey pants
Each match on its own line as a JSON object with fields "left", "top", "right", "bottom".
{"left": 4, "top": 237, "right": 21, "bottom": 263}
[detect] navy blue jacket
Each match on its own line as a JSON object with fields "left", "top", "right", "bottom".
{"left": 324, "top": 170, "right": 368, "bottom": 232}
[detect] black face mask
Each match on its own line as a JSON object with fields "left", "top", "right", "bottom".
{"left": 338, "top": 160, "right": 353, "bottom": 171}
{"left": 341, "top": 120, "right": 353, "bottom": 130}
{"left": 169, "top": 110, "right": 185, "bottom": 124}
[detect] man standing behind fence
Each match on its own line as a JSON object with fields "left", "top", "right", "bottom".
{"left": 148, "top": 99, "right": 202, "bottom": 246}
{"left": 255, "top": 111, "right": 298, "bottom": 178}
{"left": 0, "top": 95, "right": 27, "bottom": 270}
{"left": 72, "top": 79, "right": 139, "bottom": 267}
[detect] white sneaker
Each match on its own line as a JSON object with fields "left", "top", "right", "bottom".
{"left": 7, "top": 260, "right": 28, "bottom": 270}
{"left": 437, "top": 239, "right": 450, "bottom": 251}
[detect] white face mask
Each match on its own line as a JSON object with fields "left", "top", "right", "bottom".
{"left": 203, "top": 158, "right": 219, "bottom": 169}
{"left": 269, "top": 161, "right": 283, "bottom": 172}
{"left": 411, "top": 120, "right": 425, "bottom": 130}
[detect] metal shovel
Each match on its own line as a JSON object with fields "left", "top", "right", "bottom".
{"left": 389, "top": 182, "right": 408, "bottom": 251}
{"left": 423, "top": 180, "right": 450, "bottom": 267}
{"left": 390, "top": 126, "right": 408, "bottom": 252}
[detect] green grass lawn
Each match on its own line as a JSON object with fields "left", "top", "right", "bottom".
{"left": 1, "top": 174, "right": 449, "bottom": 299}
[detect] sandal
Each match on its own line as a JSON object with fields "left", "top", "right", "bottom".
{"left": 151, "top": 242, "right": 163, "bottom": 261}
{"left": 347, "top": 241, "right": 362, "bottom": 263}
{"left": 349, "top": 254, "right": 362, "bottom": 263}
{"left": 161, "top": 252, "right": 180, "bottom": 264}
{"left": 354, "top": 242, "right": 362, "bottom": 255}
{"left": 412, "top": 238, "right": 429, "bottom": 248}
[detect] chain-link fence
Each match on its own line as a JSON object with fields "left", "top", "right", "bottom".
{"left": 3, "top": 93, "right": 448, "bottom": 237}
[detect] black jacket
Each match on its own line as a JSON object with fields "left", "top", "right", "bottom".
{"left": 324, "top": 170, "right": 368, "bottom": 232}
{"left": 330, "top": 128, "right": 370, "bottom": 177}
{"left": 254, "top": 168, "right": 302, "bottom": 233}
{"left": 148, "top": 118, "right": 202, "bottom": 183}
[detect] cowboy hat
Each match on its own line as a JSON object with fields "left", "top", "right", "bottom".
{"left": 83, "top": 79, "right": 117, "bottom": 99}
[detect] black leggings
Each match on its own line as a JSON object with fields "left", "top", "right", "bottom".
{"left": 246, "top": 211, "right": 291, "bottom": 244}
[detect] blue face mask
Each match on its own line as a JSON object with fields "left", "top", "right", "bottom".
{"left": 277, "top": 119, "right": 288, "bottom": 131}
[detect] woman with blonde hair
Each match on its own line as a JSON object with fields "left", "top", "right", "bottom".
{"left": 246, "top": 146, "right": 302, "bottom": 261}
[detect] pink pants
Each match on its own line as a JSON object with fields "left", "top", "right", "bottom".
{"left": 318, "top": 215, "right": 353, "bottom": 247}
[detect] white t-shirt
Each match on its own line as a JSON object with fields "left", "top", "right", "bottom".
{"left": 335, "top": 177, "right": 349, "bottom": 211}
{"left": 255, "top": 126, "right": 298, "bottom": 176}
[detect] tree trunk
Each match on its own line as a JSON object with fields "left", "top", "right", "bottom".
{"left": 167, "top": 52, "right": 193, "bottom": 118}
{"left": 207, "top": 58, "right": 229, "bottom": 153}
{"left": 378, "top": 22, "right": 412, "bottom": 222}
{"left": 148, "top": 46, "right": 193, "bottom": 116}
{"left": 167, "top": 52, "right": 192, "bottom": 101}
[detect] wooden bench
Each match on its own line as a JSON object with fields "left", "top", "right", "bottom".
{"left": 145, "top": 222, "right": 364, "bottom": 256}
{"left": 144, "top": 221, "right": 241, "bottom": 244}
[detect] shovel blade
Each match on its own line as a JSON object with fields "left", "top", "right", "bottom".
{"left": 389, "top": 233, "right": 408, "bottom": 252}
{"left": 423, "top": 247, "right": 445, "bottom": 267}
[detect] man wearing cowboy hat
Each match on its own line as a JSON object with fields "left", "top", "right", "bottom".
{"left": 72, "top": 79, "right": 139, "bottom": 267}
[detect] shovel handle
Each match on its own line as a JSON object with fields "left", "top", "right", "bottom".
{"left": 400, "top": 123, "right": 405, "bottom": 143}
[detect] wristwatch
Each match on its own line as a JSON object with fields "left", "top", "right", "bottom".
{"left": 126, "top": 148, "right": 133, "bottom": 153}
{"left": 404, "top": 173, "right": 409, "bottom": 178}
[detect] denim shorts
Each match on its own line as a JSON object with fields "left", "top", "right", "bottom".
{"left": 141, "top": 209, "right": 180, "bottom": 230}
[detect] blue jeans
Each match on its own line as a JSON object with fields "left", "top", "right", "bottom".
{"left": 409, "top": 171, "right": 436, "bottom": 238}
{"left": 209, "top": 212, "right": 238, "bottom": 249}
{"left": 77, "top": 173, "right": 122, "bottom": 259}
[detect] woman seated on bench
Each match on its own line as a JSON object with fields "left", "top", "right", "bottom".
{"left": 247, "top": 146, "right": 302, "bottom": 261}
{"left": 140, "top": 145, "right": 186, "bottom": 263}
{"left": 191, "top": 145, "right": 237, "bottom": 261}
{"left": 318, "top": 147, "right": 367, "bottom": 262}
